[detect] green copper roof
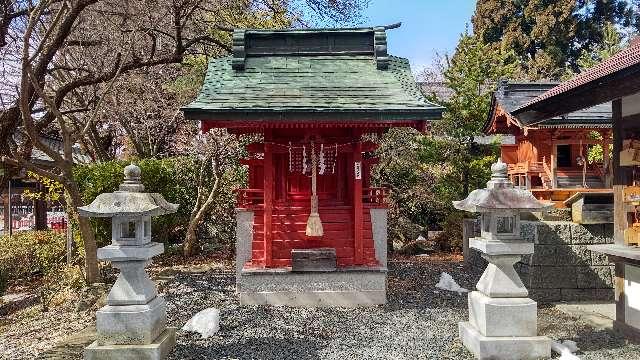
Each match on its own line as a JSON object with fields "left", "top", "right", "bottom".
{"left": 183, "top": 54, "right": 443, "bottom": 121}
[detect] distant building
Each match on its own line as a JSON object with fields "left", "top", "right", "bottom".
{"left": 484, "top": 80, "right": 612, "bottom": 206}
{"left": 1, "top": 135, "right": 90, "bottom": 234}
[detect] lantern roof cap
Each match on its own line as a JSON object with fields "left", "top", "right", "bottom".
{"left": 452, "top": 160, "right": 553, "bottom": 213}
{"left": 78, "top": 164, "right": 179, "bottom": 217}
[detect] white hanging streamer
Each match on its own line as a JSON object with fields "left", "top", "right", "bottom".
{"left": 332, "top": 143, "right": 338, "bottom": 174}
{"left": 288, "top": 141, "right": 292, "bottom": 172}
{"left": 319, "top": 143, "right": 326, "bottom": 175}
{"left": 302, "top": 144, "right": 307, "bottom": 174}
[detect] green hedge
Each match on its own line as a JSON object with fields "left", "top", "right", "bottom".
{"left": 73, "top": 157, "right": 243, "bottom": 248}
{"left": 0, "top": 231, "right": 67, "bottom": 282}
{"left": 74, "top": 158, "right": 196, "bottom": 247}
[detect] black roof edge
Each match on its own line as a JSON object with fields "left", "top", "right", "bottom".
{"left": 513, "top": 62, "right": 640, "bottom": 125}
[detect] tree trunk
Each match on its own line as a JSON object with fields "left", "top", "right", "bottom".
{"left": 462, "top": 166, "right": 470, "bottom": 197}
{"left": 66, "top": 180, "right": 100, "bottom": 284}
{"left": 183, "top": 217, "right": 199, "bottom": 257}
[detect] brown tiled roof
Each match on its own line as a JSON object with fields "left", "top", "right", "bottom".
{"left": 517, "top": 39, "right": 640, "bottom": 110}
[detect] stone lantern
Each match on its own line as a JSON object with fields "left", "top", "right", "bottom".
{"left": 79, "top": 164, "right": 179, "bottom": 360}
{"left": 453, "top": 160, "right": 553, "bottom": 360}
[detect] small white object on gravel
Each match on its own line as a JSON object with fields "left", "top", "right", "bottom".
{"left": 182, "top": 308, "right": 220, "bottom": 338}
{"left": 551, "top": 340, "right": 580, "bottom": 360}
{"left": 435, "top": 272, "right": 469, "bottom": 294}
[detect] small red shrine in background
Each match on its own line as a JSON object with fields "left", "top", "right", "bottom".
{"left": 484, "top": 80, "right": 613, "bottom": 207}
{"left": 183, "top": 25, "right": 443, "bottom": 306}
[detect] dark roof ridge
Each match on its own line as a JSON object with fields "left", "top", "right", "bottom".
{"left": 513, "top": 40, "right": 640, "bottom": 123}
{"left": 232, "top": 25, "right": 399, "bottom": 70}
{"left": 242, "top": 23, "right": 401, "bottom": 34}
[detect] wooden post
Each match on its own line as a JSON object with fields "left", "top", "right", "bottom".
{"left": 7, "top": 179, "right": 12, "bottom": 237}
{"left": 612, "top": 99, "right": 626, "bottom": 245}
{"left": 603, "top": 134, "right": 612, "bottom": 187}
{"left": 353, "top": 138, "right": 363, "bottom": 265}
{"left": 66, "top": 222, "right": 73, "bottom": 265}
{"left": 263, "top": 130, "right": 274, "bottom": 267}
{"left": 2, "top": 194, "right": 9, "bottom": 235}
{"left": 551, "top": 142, "right": 558, "bottom": 189}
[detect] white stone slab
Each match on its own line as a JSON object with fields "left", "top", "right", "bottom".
{"left": 625, "top": 264, "right": 640, "bottom": 330}
{"left": 85, "top": 327, "right": 175, "bottom": 360}
{"left": 470, "top": 238, "right": 534, "bottom": 256}
{"left": 468, "top": 291, "right": 537, "bottom": 337}
{"left": 459, "top": 321, "right": 551, "bottom": 360}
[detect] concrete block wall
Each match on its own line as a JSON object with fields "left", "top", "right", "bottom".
{"left": 467, "top": 220, "right": 615, "bottom": 303}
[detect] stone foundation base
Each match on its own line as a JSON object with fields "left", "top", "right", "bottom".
{"left": 459, "top": 322, "right": 550, "bottom": 360}
{"left": 238, "top": 268, "right": 387, "bottom": 307}
{"left": 84, "top": 327, "right": 176, "bottom": 360}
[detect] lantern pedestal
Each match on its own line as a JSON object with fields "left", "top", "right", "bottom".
{"left": 459, "top": 240, "right": 551, "bottom": 360}
{"left": 85, "top": 244, "right": 176, "bottom": 360}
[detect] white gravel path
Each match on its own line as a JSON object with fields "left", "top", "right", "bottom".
{"left": 2, "top": 255, "right": 640, "bottom": 359}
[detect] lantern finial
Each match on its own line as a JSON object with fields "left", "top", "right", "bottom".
{"left": 487, "top": 159, "right": 512, "bottom": 190}
{"left": 120, "top": 163, "right": 144, "bottom": 192}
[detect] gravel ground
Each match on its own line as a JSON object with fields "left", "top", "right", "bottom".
{"left": 2, "top": 254, "right": 640, "bottom": 359}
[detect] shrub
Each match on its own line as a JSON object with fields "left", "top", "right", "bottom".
{"left": 74, "top": 158, "right": 198, "bottom": 247}
{"left": 0, "top": 267, "right": 7, "bottom": 296}
{"left": 0, "top": 231, "right": 67, "bottom": 282}
{"left": 41, "top": 265, "right": 86, "bottom": 310}
{"left": 74, "top": 157, "right": 242, "bottom": 249}
{"left": 435, "top": 211, "right": 469, "bottom": 252}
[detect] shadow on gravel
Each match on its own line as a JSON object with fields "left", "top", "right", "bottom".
{"left": 384, "top": 259, "right": 480, "bottom": 312}
{"left": 571, "top": 327, "right": 634, "bottom": 352}
{"left": 175, "top": 337, "right": 322, "bottom": 360}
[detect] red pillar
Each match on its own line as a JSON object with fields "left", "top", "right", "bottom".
{"left": 263, "top": 130, "right": 274, "bottom": 267}
{"left": 353, "top": 138, "right": 363, "bottom": 265}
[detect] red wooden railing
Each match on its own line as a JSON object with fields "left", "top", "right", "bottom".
{"left": 235, "top": 189, "right": 264, "bottom": 208}
{"left": 235, "top": 187, "right": 390, "bottom": 207}
{"left": 363, "top": 187, "right": 390, "bottom": 206}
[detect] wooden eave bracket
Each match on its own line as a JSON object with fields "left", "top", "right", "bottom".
{"left": 374, "top": 27, "right": 389, "bottom": 70}
{"left": 232, "top": 29, "right": 246, "bottom": 70}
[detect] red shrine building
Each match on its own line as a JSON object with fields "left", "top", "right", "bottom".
{"left": 183, "top": 25, "right": 443, "bottom": 306}
{"left": 484, "top": 80, "right": 613, "bottom": 207}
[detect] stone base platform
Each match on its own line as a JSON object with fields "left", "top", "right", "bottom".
{"left": 84, "top": 327, "right": 176, "bottom": 360}
{"left": 238, "top": 267, "right": 387, "bottom": 307}
{"left": 459, "top": 322, "right": 550, "bottom": 360}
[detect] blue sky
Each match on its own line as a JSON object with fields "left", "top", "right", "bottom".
{"left": 361, "top": 0, "right": 477, "bottom": 71}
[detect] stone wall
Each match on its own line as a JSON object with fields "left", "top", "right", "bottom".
{"left": 467, "top": 220, "right": 615, "bottom": 303}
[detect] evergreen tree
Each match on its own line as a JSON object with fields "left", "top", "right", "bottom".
{"left": 472, "top": 0, "right": 636, "bottom": 79}
{"left": 576, "top": 22, "right": 624, "bottom": 71}
{"left": 422, "top": 32, "right": 516, "bottom": 198}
